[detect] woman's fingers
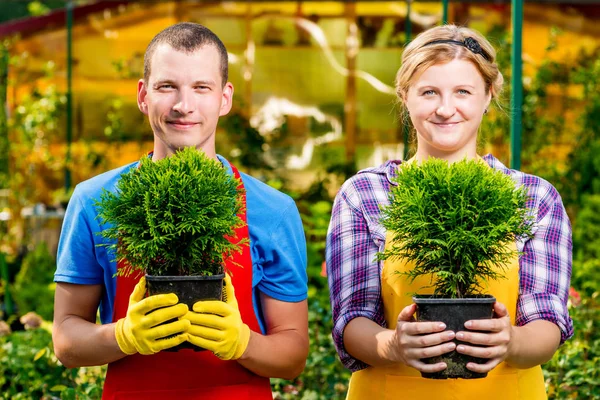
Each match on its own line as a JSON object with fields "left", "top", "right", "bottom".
{"left": 397, "top": 303, "right": 417, "bottom": 322}
{"left": 410, "top": 359, "right": 448, "bottom": 373}
{"left": 493, "top": 301, "right": 509, "bottom": 318}
{"left": 465, "top": 358, "right": 503, "bottom": 373}
{"left": 399, "top": 325, "right": 455, "bottom": 347}
{"left": 406, "top": 341, "right": 456, "bottom": 360}
{"left": 454, "top": 302, "right": 514, "bottom": 374}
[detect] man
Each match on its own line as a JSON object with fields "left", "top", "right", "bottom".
{"left": 53, "top": 22, "right": 309, "bottom": 399}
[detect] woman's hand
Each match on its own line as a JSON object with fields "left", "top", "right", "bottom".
{"left": 387, "top": 303, "right": 456, "bottom": 373}
{"left": 455, "top": 301, "right": 514, "bottom": 373}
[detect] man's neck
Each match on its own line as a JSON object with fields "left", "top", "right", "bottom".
{"left": 151, "top": 144, "right": 217, "bottom": 161}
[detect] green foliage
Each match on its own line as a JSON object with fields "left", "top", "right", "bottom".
{"left": 11, "top": 69, "right": 66, "bottom": 148}
{"left": 95, "top": 147, "right": 246, "bottom": 277}
{"left": 268, "top": 182, "right": 349, "bottom": 399}
{"left": 219, "top": 111, "right": 272, "bottom": 172}
{"left": 272, "top": 195, "right": 350, "bottom": 400}
{"left": 520, "top": 28, "right": 570, "bottom": 161}
{"left": 0, "top": 0, "right": 72, "bottom": 24}
{"left": 12, "top": 243, "right": 55, "bottom": 321}
{"left": 378, "top": 159, "right": 534, "bottom": 298}
{"left": 301, "top": 200, "right": 331, "bottom": 280}
{"left": 0, "top": 328, "right": 105, "bottom": 399}
{"left": 573, "top": 194, "right": 600, "bottom": 259}
{"left": 103, "top": 98, "right": 125, "bottom": 140}
{"left": 51, "top": 187, "right": 75, "bottom": 209}
{"left": 543, "top": 290, "right": 600, "bottom": 399}
{"left": 563, "top": 52, "right": 600, "bottom": 210}
{"left": 3, "top": 56, "right": 67, "bottom": 255}
{"left": 0, "top": 43, "right": 8, "bottom": 190}
{"left": 26, "top": 1, "right": 50, "bottom": 17}
{"left": 545, "top": 195, "right": 600, "bottom": 397}
{"left": 481, "top": 27, "right": 571, "bottom": 183}
{"left": 272, "top": 294, "right": 350, "bottom": 400}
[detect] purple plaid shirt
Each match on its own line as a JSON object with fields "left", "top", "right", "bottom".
{"left": 325, "top": 154, "right": 574, "bottom": 372}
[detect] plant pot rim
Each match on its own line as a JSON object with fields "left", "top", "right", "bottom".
{"left": 145, "top": 273, "right": 225, "bottom": 281}
{"left": 412, "top": 295, "right": 496, "bottom": 304}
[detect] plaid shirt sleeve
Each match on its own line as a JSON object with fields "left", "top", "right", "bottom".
{"left": 325, "top": 169, "right": 391, "bottom": 372}
{"left": 515, "top": 175, "right": 574, "bottom": 343}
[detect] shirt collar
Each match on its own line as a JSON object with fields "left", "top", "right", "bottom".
{"left": 370, "top": 154, "right": 508, "bottom": 186}
{"left": 216, "top": 154, "right": 234, "bottom": 177}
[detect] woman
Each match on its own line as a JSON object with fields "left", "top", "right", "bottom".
{"left": 325, "top": 25, "right": 572, "bottom": 399}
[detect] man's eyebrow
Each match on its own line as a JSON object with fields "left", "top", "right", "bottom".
{"left": 192, "top": 80, "right": 217, "bottom": 86}
{"left": 152, "top": 79, "right": 175, "bottom": 86}
{"left": 152, "top": 79, "right": 217, "bottom": 87}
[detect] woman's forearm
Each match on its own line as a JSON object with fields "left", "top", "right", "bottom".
{"left": 506, "top": 320, "right": 561, "bottom": 369}
{"left": 344, "top": 317, "right": 397, "bottom": 367}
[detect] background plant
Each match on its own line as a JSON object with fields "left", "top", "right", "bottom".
{"left": 0, "top": 328, "right": 105, "bottom": 399}
{"left": 272, "top": 188, "right": 350, "bottom": 400}
{"left": 378, "top": 159, "right": 533, "bottom": 298}
{"left": 96, "top": 147, "right": 246, "bottom": 277}
{"left": 543, "top": 290, "right": 600, "bottom": 399}
{"left": 12, "top": 243, "right": 55, "bottom": 321}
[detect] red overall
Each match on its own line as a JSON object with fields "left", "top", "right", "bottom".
{"left": 102, "top": 164, "right": 272, "bottom": 400}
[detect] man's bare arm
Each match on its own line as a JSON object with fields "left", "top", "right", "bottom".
{"left": 53, "top": 283, "right": 126, "bottom": 368}
{"left": 237, "top": 293, "right": 309, "bottom": 380}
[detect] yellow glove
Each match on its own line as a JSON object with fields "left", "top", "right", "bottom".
{"left": 184, "top": 274, "right": 250, "bottom": 360}
{"left": 115, "top": 277, "right": 190, "bottom": 355}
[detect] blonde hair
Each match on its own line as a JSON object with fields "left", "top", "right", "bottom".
{"left": 395, "top": 25, "right": 503, "bottom": 110}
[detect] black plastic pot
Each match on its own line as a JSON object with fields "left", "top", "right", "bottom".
{"left": 413, "top": 295, "right": 495, "bottom": 379}
{"left": 146, "top": 273, "right": 225, "bottom": 352}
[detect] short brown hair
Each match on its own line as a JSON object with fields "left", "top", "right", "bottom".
{"left": 144, "top": 22, "right": 228, "bottom": 86}
{"left": 395, "top": 25, "right": 503, "bottom": 109}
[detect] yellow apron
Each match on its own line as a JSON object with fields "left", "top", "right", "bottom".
{"left": 346, "top": 233, "right": 546, "bottom": 400}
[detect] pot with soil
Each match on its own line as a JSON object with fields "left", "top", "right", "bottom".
{"left": 95, "top": 147, "right": 246, "bottom": 351}
{"left": 378, "top": 158, "right": 534, "bottom": 379}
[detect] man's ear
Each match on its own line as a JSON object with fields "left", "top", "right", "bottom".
{"left": 219, "top": 82, "right": 234, "bottom": 117}
{"left": 137, "top": 79, "right": 148, "bottom": 115}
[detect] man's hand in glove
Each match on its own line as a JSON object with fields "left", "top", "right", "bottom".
{"left": 115, "top": 277, "right": 190, "bottom": 355}
{"left": 184, "top": 273, "right": 250, "bottom": 360}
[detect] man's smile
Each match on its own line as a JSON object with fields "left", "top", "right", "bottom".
{"left": 167, "top": 120, "right": 199, "bottom": 129}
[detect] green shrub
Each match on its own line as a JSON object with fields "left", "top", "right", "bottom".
{"left": 272, "top": 291, "right": 350, "bottom": 400}
{"left": 272, "top": 195, "right": 350, "bottom": 400}
{"left": 0, "top": 328, "right": 105, "bottom": 399}
{"left": 13, "top": 243, "right": 55, "bottom": 321}
{"left": 543, "top": 191, "right": 600, "bottom": 399}
{"left": 543, "top": 290, "right": 600, "bottom": 399}
{"left": 571, "top": 194, "right": 600, "bottom": 296}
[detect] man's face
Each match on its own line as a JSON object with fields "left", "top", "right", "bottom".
{"left": 137, "top": 44, "right": 233, "bottom": 160}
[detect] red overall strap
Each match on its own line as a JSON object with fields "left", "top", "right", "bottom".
{"left": 102, "top": 163, "right": 272, "bottom": 400}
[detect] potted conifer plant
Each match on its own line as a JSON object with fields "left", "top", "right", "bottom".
{"left": 95, "top": 146, "right": 246, "bottom": 351}
{"left": 378, "top": 158, "right": 534, "bottom": 379}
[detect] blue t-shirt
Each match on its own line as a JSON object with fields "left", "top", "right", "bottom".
{"left": 54, "top": 155, "right": 308, "bottom": 333}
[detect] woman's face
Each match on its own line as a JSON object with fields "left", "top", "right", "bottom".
{"left": 405, "top": 58, "right": 491, "bottom": 161}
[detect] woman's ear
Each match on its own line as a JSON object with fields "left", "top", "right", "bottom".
{"left": 484, "top": 91, "right": 492, "bottom": 115}
{"left": 400, "top": 91, "right": 407, "bottom": 107}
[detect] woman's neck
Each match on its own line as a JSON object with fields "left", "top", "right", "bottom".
{"left": 411, "top": 147, "right": 479, "bottom": 164}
